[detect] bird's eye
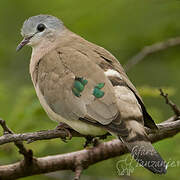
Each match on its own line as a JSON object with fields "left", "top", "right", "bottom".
{"left": 37, "top": 24, "right": 46, "bottom": 32}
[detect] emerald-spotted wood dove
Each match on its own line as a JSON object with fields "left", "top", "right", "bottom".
{"left": 17, "top": 15, "right": 167, "bottom": 174}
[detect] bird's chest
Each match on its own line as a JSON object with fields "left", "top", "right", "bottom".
{"left": 32, "top": 54, "right": 72, "bottom": 87}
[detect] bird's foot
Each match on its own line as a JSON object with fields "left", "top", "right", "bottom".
{"left": 84, "top": 136, "right": 100, "bottom": 148}
{"left": 98, "top": 133, "right": 109, "bottom": 140}
{"left": 56, "top": 122, "right": 72, "bottom": 142}
{"left": 92, "top": 137, "right": 100, "bottom": 147}
{"left": 83, "top": 133, "right": 110, "bottom": 148}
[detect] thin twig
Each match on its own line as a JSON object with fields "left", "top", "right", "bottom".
{"left": 159, "top": 89, "right": 180, "bottom": 116}
{"left": 74, "top": 166, "right": 83, "bottom": 180}
{"left": 0, "top": 119, "right": 33, "bottom": 163}
{"left": 0, "top": 126, "right": 109, "bottom": 146}
{"left": 0, "top": 119, "right": 13, "bottom": 134}
{"left": 124, "top": 37, "right": 180, "bottom": 71}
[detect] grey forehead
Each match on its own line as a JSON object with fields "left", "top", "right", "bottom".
{"left": 21, "top": 15, "right": 63, "bottom": 36}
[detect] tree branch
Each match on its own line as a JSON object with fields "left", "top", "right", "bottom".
{"left": 0, "top": 119, "right": 33, "bottom": 164}
{"left": 0, "top": 117, "right": 178, "bottom": 146}
{"left": 124, "top": 37, "right": 180, "bottom": 71}
{"left": 0, "top": 128, "right": 88, "bottom": 146}
{"left": 0, "top": 118, "right": 180, "bottom": 179}
{"left": 159, "top": 89, "right": 180, "bottom": 117}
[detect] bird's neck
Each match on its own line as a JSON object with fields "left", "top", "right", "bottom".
{"left": 29, "top": 29, "right": 68, "bottom": 77}
{"left": 29, "top": 28, "right": 89, "bottom": 85}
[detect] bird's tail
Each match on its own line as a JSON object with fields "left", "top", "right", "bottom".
{"left": 119, "top": 120, "right": 167, "bottom": 174}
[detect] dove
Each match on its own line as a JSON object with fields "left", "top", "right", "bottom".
{"left": 17, "top": 15, "right": 167, "bottom": 174}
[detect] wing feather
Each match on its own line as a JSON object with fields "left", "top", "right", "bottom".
{"left": 37, "top": 47, "right": 118, "bottom": 125}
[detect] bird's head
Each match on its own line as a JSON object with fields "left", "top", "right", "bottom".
{"left": 17, "top": 15, "right": 65, "bottom": 51}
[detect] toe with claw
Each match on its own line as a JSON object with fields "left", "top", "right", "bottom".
{"left": 56, "top": 123, "right": 72, "bottom": 142}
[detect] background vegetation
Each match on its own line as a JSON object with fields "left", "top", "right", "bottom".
{"left": 0, "top": 0, "right": 180, "bottom": 179}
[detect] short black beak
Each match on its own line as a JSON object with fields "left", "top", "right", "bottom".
{"left": 16, "top": 35, "right": 33, "bottom": 51}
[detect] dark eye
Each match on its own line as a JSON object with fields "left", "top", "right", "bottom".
{"left": 37, "top": 24, "right": 46, "bottom": 32}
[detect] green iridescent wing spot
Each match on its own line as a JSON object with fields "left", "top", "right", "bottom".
{"left": 74, "top": 80, "right": 84, "bottom": 92}
{"left": 72, "top": 78, "right": 105, "bottom": 98}
{"left": 72, "top": 77, "right": 88, "bottom": 97}
{"left": 78, "top": 77, "right": 88, "bottom": 86}
{"left": 95, "top": 83, "right": 105, "bottom": 89}
{"left": 93, "top": 87, "right": 105, "bottom": 98}
{"left": 93, "top": 82, "right": 105, "bottom": 98}
{"left": 72, "top": 87, "right": 81, "bottom": 97}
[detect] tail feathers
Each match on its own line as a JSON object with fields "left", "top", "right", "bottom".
{"left": 120, "top": 137, "right": 167, "bottom": 174}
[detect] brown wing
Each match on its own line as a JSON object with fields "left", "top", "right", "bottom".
{"left": 36, "top": 47, "right": 119, "bottom": 126}
{"left": 92, "top": 45, "right": 158, "bottom": 129}
{"left": 67, "top": 36, "right": 157, "bottom": 130}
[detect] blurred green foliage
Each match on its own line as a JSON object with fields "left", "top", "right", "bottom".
{"left": 0, "top": 0, "right": 180, "bottom": 179}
